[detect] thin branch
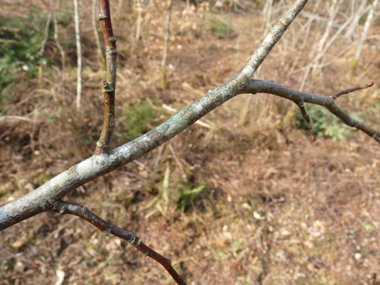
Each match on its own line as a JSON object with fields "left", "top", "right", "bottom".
{"left": 39, "top": 8, "right": 52, "bottom": 85}
{"left": 344, "top": 0, "right": 369, "bottom": 39}
{"left": 161, "top": 0, "right": 172, "bottom": 90}
{"left": 354, "top": 0, "right": 379, "bottom": 62}
{"left": 53, "top": 0, "right": 66, "bottom": 85}
{"left": 135, "top": 0, "right": 143, "bottom": 43}
{"left": 95, "top": 0, "right": 117, "bottom": 155}
{"left": 349, "top": 0, "right": 379, "bottom": 76}
{"left": 39, "top": 12, "right": 52, "bottom": 56}
{"left": 50, "top": 201, "right": 187, "bottom": 285}
{"left": 92, "top": 0, "right": 105, "bottom": 66}
{"left": 240, "top": 0, "right": 310, "bottom": 79}
{"left": 0, "top": 116, "right": 33, "bottom": 124}
{"left": 331, "top": 82, "right": 374, "bottom": 100}
{"left": 296, "top": 101, "right": 316, "bottom": 142}
{"left": 73, "top": 0, "right": 83, "bottom": 111}
{"left": 246, "top": 80, "right": 380, "bottom": 143}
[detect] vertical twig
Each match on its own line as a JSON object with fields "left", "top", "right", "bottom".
{"left": 53, "top": 0, "right": 66, "bottom": 87}
{"left": 296, "top": 101, "right": 316, "bottom": 142}
{"left": 344, "top": 0, "right": 368, "bottom": 39}
{"left": 349, "top": 0, "right": 379, "bottom": 77}
{"left": 310, "top": 0, "right": 343, "bottom": 75}
{"left": 262, "top": 0, "right": 273, "bottom": 35}
{"left": 73, "top": 0, "right": 82, "bottom": 111}
{"left": 299, "top": 0, "right": 348, "bottom": 91}
{"left": 93, "top": 0, "right": 105, "bottom": 66}
{"left": 39, "top": 9, "right": 52, "bottom": 85}
{"left": 94, "top": 0, "right": 117, "bottom": 155}
{"left": 135, "top": 0, "right": 143, "bottom": 43}
{"left": 237, "top": 96, "right": 252, "bottom": 126}
{"left": 40, "top": 13, "right": 52, "bottom": 56}
{"left": 161, "top": 0, "right": 172, "bottom": 91}
{"left": 240, "top": 0, "right": 273, "bottom": 126}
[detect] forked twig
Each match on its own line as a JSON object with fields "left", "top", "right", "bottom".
{"left": 51, "top": 201, "right": 187, "bottom": 285}
{"left": 246, "top": 80, "right": 378, "bottom": 143}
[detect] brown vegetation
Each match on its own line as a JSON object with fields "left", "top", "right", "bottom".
{"left": 1, "top": 0, "right": 380, "bottom": 284}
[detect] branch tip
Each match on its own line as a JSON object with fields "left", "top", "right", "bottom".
{"left": 331, "top": 81, "right": 375, "bottom": 100}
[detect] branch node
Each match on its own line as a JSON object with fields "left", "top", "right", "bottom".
{"left": 129, "top": 234, "right": 137, "bottom": 244}
{"left": 103, "top": 228, "right": 111, "bottom": 237}
{"left": 101, "top": 80, "right": 114, "bottom": 93}
{"left": 59, "top": 204, "right": 68, "bottom": 214}
{"left": 96, "top": 140, "right": 108, "bottom": 149}
{"left": 98, "top": 13, "right": 108, "bottom": 20}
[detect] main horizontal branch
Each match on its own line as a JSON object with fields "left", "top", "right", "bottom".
{"left": 1, "top": 77, "right": 378, "bottom": 230}
{"left": 0, "top": 73, "right": 250, "bottom": 230}
{"left": 0, "top": 0, "right": 312, "bottom": 230}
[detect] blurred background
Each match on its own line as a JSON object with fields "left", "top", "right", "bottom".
{"left": 1, "top": 0, "right": 380, "bottom": 284}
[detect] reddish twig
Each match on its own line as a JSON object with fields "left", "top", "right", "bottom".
{"left": 51, "top": 201, "right": 187, "bottom": 285}
{"left": 95, "top": 0, "right": 117, "bottom": 155}
{"left": 331, "top": 82, "right": 374, "bottom": 100}
{"left": 296, "top": 101, "right": 316, "bottom": 142}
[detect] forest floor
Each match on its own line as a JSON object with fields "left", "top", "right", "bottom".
{"left": 1, "top": 1, "right": 380, "bottom": 284}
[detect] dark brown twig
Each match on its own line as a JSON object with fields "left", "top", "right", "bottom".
{"left": 331, "top": 82, "right": 374, "bottom": 100}
{"left": 246, "top": 80, "right": 379, "bottom": 144}
{"left": 51, "top": 201, "right": 187, "bottom": 285}
{"left": 95, "top": 0, "right": 117, "bottom": 155}
{"left": 296, "top": 101, "right": 316, "bottom": 142}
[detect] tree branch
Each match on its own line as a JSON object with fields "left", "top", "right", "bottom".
{"left": 73, "top": 0, "right": 83, "bottom": 111}
{"left": 246, "top": 80, "right": 380, "bottom": 143}
{"left": 240, "top": 0, "right": 309, "bottom": 79}
{"left": 0, "top": 0, "right": 318, "bottom": 231}
{"left": 50, "top": 201, "right": 187, "bottom": 285}
{"left": 0, "top": 1, "right": 377, "bottom": 282}
{"left": 95, "top": 0, "right": 117, "bottom": 155}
